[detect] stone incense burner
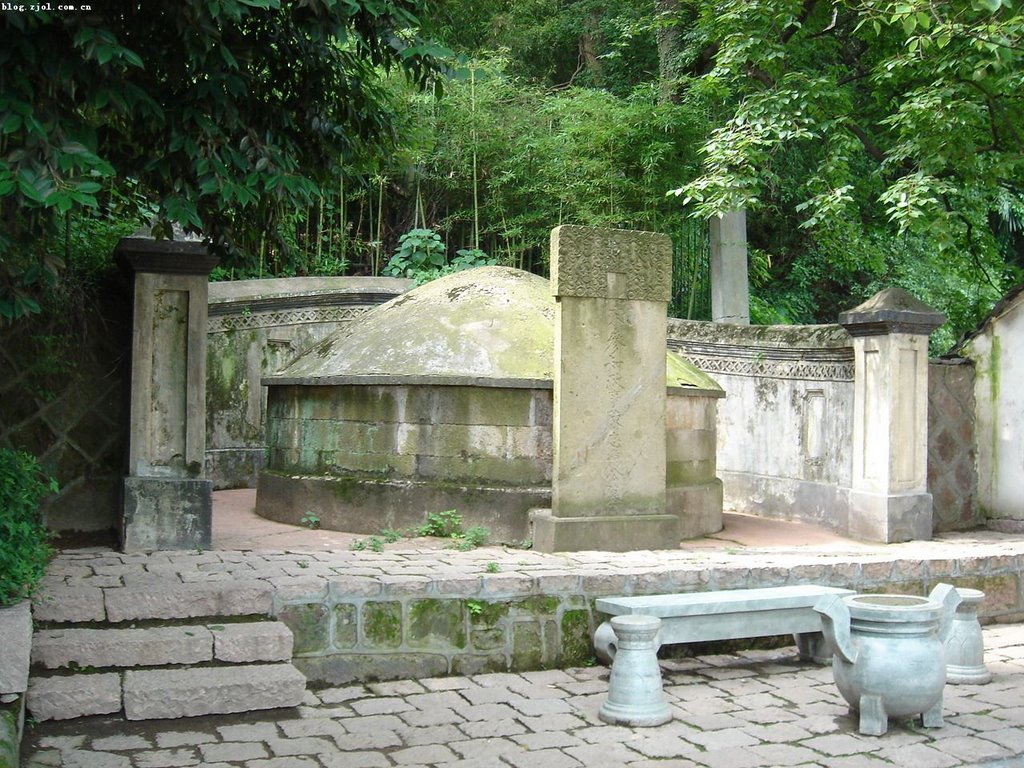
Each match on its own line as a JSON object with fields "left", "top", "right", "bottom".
{"left": 815, "top": 583, "right": 960, "bottom": 736}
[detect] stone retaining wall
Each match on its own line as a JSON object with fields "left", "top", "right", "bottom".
{"left": 273, "top": 553, "right": 1024, "bottom": 685}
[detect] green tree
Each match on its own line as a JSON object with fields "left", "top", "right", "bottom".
{"left": 0, "top": 0, "right": 445, "bottom": 320}
{"left": 672, "top": 0, "right": 1023, "bottom": 333}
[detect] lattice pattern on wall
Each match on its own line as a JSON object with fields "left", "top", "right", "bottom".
{"left": 208, "top": 306, "right": 369, "bottom": 333}
{"left": 0, "top": 287, "right": 132, "bottom": 531}
{"left": 668, "top": 339, "right": 855, "bottom": 382}
{"left": 928, "top": 359, "right": 980, "bottom": 531}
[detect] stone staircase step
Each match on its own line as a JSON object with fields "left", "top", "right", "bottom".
{"left": 32, "top": 580, "right": 273, "bottom": 624}
{"left": 31, "top": 622, "right": 293, "bottom": 670}
{"left": 27, "top": 673, "right": 121, "bottom": 721}
{"left": 27, "top": 620, "right": 305, "bottom": 722}
{"left": 123, "top": 663, "right": 306, "bottom": 720}
{"left": 33, "top": 626, "right": 213, "bottom": 669}
{"left": 210, "top": 621, "right": 293, "bottom": 663}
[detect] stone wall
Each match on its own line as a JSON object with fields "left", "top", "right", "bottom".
{"left": 206, "top": 277, "right": 411, "bottom": 488}
{"left": 0, "top": 279, "right": 132, "bottom": 533}
{"left": 258, "top": 382, "right": 554, "bottom": 542}
{"left": 273, "top": 547, "right": 1024, "bottom": 685}
{"left": 959, "top": 285, "right": 1024, "bottom": 529}
{"left": 668, "top": 318, "right": 857, "bottom": 532}
{"left": 928, "top": 358, "right": 981, "bottom": 531}
{"left": 668, "top": 317, "right": 980, "bottom": 534}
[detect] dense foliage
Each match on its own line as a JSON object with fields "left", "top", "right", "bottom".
{"left": 0, "top": 0, "right": 444, "bottom": 320}
{"left": 3, "top": 0, "right": 1022, "bottom": 350}
{"left": 0, "top": 448, "right": 56, "bottom": 607}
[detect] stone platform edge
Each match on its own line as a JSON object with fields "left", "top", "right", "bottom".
{"left": 34, "top": 552, "right": 1024, "bottom": 687}
{"left": 272, "top": 554, "right": 1024, "bottom": 685}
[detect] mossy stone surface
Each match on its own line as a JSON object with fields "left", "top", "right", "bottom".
{"left": 363, "top": 601, "right": 403, "bottom": 649}
{"left": 270, "top": 267, "right": 556, "bottom": 383}
{"left": 559, "top": 609, "right": 594, "bottom": 666}
{"left": 277, "top": 603, "right": 330, "bottom": 655}
{"left": 0, "top": 698, "right": 21, "bottom": 768}
{"left": 470, "top": 627, "right": 506, "bottom": 651}
{"left": 408, "top": 599, "right": 466, "bottom": 650}
{"left": 511, "top": 622, "right": 544, "bottom": 670}
{"left": 468, "top": 600, "right": 510, "bottom": 628}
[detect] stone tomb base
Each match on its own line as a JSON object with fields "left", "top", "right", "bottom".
{"left": 121, "top": 477, "right": 212, "bottom": 552}
{"left": 530, "top": 509, "right": 681, "bottom": 553}
{"left": 256, "top": 471, "right": 548, "bottom": 544}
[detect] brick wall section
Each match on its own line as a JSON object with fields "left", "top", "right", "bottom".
{"left": 928, "top": 358, "right": 981, "bottom": 531}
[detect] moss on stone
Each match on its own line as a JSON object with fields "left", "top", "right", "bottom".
{"left": 512, "top": 596, "right": 560, "bottom": 616}
{"left": 470, "top": 627, "right": 506, "bottom": 651}
{"left": 559, "top": 609, "right": 593, "bottom": 666}
{"left": 408, "top": 599, "right": 466, "bottom": 650}
{"left": 0, "top": 702, "right": 18, "bottom": 768}
{"left": 511, "top": 621, "right": 544, "bottom": 671}
{"left": 467, "top": 600, "right": 509, "bottom": 628}
{"left": 277, "top": 603, "right": 331, "bottom": 655}
{"left": 363, "top": 601, "right": 403, "bottom": 648}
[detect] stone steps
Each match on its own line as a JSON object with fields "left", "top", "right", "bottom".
{"left": 28, "top": 584, "right": 307, "bottom": 721}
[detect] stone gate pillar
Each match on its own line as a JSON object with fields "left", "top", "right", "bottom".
{"left": 117, "top": 229, "right": 219, "bottom": 551}
{"left": 839, "top": 288, "right": 945, "bottom": 542}
{"left": 532, "top": 225, "right": 681, "bottom": 552}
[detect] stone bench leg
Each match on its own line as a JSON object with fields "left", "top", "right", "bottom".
{"left": 598, "top": 615, "right": 671, "bottom": 727}
{"left": 794, "top": 631, "right": 832, "bottom": 664}
{"left": 594, "top": 620, "right": 663, "bottom": 665}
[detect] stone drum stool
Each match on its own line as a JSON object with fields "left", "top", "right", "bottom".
{"left": 599, "top": 615, "right": 671, "bottom": 727}
{"left": 945, "top": 587, "right": 991, "bottom": 684}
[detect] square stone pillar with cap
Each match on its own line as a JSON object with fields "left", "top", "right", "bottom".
{"left": 531, "top": 225, "right": 680, "bottom": 552}
{"left": 839, "top": 288, "right": 945, "bottom": 543}
{"left": 117, "top": 229, "right": 219, "bottom": 551}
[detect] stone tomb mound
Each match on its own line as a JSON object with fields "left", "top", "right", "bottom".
{"left": 257, "top": 266, "right": 723, "bottom": 544}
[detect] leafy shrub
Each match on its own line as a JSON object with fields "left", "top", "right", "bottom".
{"left": 384, "top": 230, "right": 498, "bottom": 284}
{"left": 0, "top": 449, "right": 57, "bottom": 607}
{"left": 383, "top": 229, "right": 447, "bottom": 280}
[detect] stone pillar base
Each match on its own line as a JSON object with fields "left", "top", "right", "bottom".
{"left": 122, "top": 477, "right": 212, "bottom": 552}
{"left": 530, "top": 509, "right": 680, "bottom": 553}
{"left": 848, "top": 489, "right": 932, "bottom": 543}
{"left": 668, "top": 479, "right": 724, "bottom": 539}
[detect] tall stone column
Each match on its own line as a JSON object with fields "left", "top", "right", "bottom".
{"left": 839, "top": 288, "right": 945, "bottom": 542}
{"left": 709, "top": 210, "right": 749, "bottom": 324}
{"left": 117, "top": 229, "right": 219, "bottom": 551}
{"left": 532, "top": 225, "right": 680, "bottom": 552}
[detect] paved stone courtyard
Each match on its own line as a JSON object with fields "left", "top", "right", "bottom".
{"left": 21, "top": 622, "right": 1024, "bottom": 768}
{"left": 20, "top": 494, "right": 1024, "bottom": 767}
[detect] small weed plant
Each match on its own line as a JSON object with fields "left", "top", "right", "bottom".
{"left": 416, "top": 509, "right": 464, "bottom": 538}
{"left": 416, "top": 510, "right": 490, "bottom": 551}
{"left": 299, "top": 511, "right": 321, "bottom": 530}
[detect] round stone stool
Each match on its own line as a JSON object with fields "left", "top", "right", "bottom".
{"left": 598, "top": 615, "right": 672, "bottom": 727}
{"left": 945, "top": 587, "right": 991, "bottom": 684}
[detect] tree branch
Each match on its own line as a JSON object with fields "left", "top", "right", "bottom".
{"left": 846, "top": 122, "right": 887, "bottom": 164}
{"left": 780, "top": 0, "right": 820, "bottom": 45}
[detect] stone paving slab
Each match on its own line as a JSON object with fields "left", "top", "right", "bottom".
{"left": 20, "top": 624, "right": 1024, "bottom": 767}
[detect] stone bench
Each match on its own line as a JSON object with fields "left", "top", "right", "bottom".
{"left": 594, "top": 585, "right": 855, "bottom": 664}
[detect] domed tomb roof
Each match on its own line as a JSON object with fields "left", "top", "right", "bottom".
{"left": 267, "top": 264, "right": 722, "bottom": 393}
{"left": 269, "top": 266, "right": 555, "bottom": 386}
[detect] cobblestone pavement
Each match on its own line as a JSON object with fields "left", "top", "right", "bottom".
{"left": 21, "top": 622, "right": 1024, "bottom": 768}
